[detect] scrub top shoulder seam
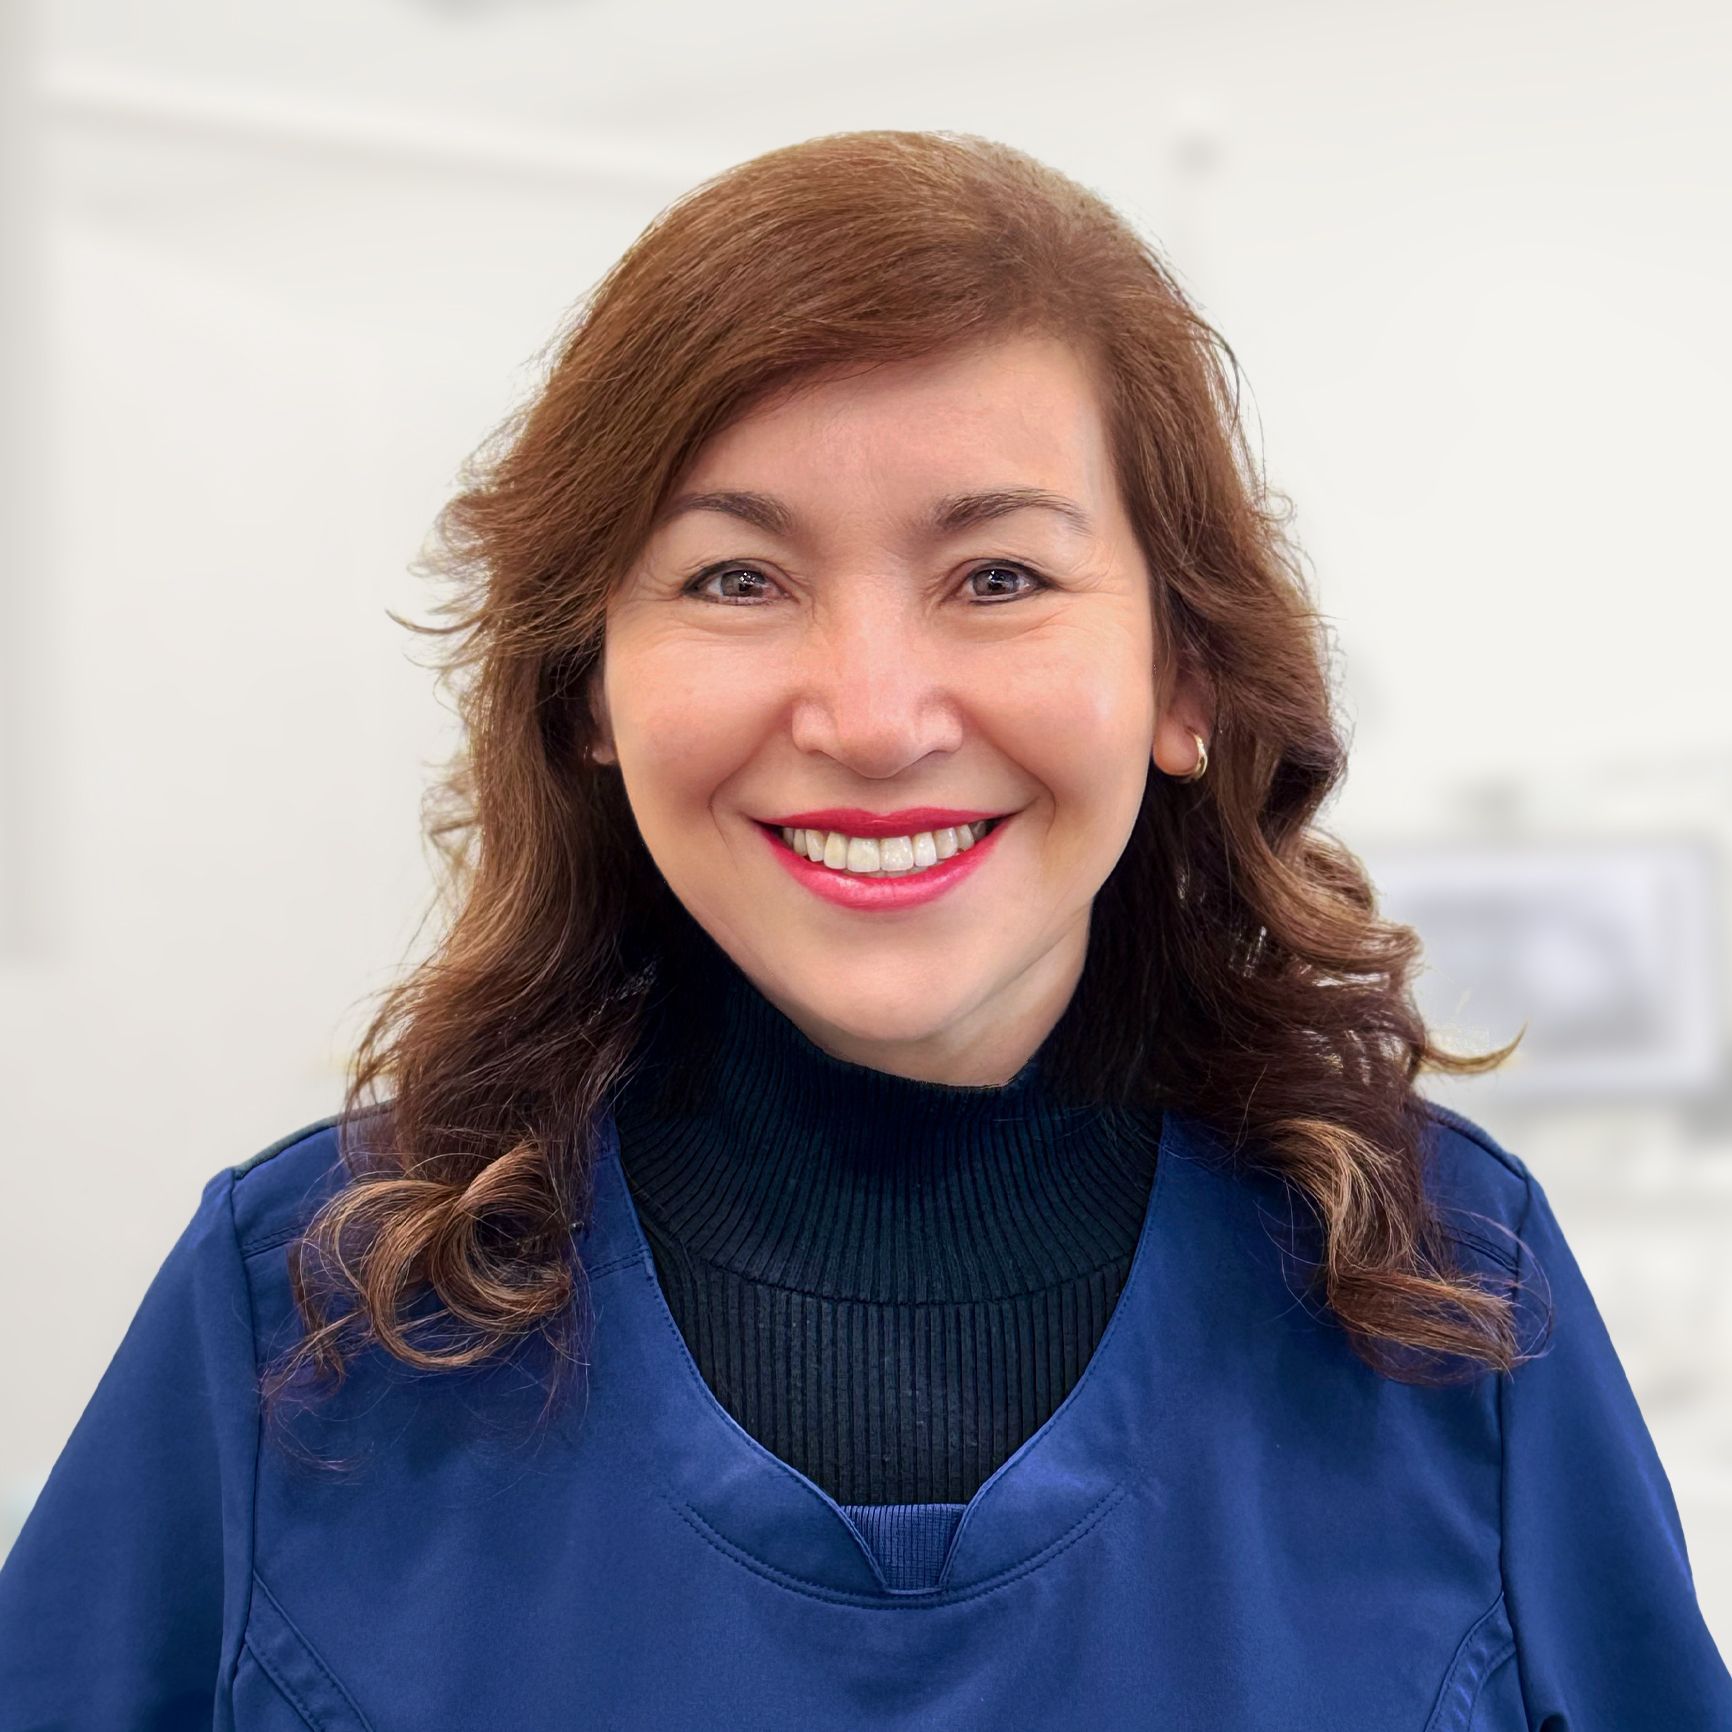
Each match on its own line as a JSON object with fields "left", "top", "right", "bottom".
{"left": 231, "top": 1110, "right": 348, "bottom": 1183}
{"left": 1421, "top": 1099, "right": 1533, "bottom": 1185}
{"left": 1495, "top": 1154, "right": 1543, "bottom": 1729}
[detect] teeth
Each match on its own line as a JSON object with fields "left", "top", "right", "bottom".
{"left": 846, "top": 835, "right": 881, "bottom": 873}
{"left": 877, "top": 836, "right": 913, "bottom": 872}
{"left": 776, "top": 819, "right": 997, "bottom": 876}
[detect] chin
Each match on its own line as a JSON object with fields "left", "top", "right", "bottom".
{"left": 772, "top": 975, "right": 969, "bottom": 1052}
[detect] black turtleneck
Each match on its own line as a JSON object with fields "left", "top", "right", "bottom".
{"left": 609, "top": 930, "right": 1162, "bottom": 1507}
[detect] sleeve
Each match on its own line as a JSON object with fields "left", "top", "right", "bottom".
{"left": 1502, "top": 1166, "right": 1732, "bottom": 1729}
{"left": 0, "top": 1165, "right": 260, "bottom": 1731}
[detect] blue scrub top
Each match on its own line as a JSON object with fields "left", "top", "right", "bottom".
{"left": 2, "top": 1101, "right": 1728, "bottom": 1729}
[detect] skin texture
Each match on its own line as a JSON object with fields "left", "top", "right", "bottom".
{"left": 587, "top": 332, "right": 1210, "bottom": 1086}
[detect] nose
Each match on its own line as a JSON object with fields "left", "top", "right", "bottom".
{"left": 785, "top": 586, "right": 966, "bottom": 779}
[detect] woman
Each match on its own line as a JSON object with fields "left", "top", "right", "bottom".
{"left": 1, "top": 130, "right": 1726, "bottom": 1730}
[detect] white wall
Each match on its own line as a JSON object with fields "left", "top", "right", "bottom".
{"left": 3, "top": 0, "right": 1729, "bottom": 1648}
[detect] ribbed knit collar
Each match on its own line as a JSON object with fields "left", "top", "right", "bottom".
{"left": 610, "top": 926, "right": 1161, "bottom": 1304}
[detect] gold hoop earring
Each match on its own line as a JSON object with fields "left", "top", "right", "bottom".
{"left": 1178, "top": 731, "right": 1208, "bottom": 783}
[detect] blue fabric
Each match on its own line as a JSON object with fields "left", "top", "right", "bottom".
{"left": 836, "top": 1503, "right": 967, "bottom": 1591}
{"left": 1, "top": 1101, "right": 1728, "bottom": 1729}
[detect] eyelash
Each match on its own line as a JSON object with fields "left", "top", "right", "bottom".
{"left": 681, "top": 561, "right": 1051, "bottom": 606}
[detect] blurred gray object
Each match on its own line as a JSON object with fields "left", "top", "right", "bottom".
{"left": 1366, "top": 835, "right": 1725, "bottom": 1102}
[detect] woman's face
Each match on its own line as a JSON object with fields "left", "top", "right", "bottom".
{"left": 589, "top": 331, "right": 1206, "bottom": 1085}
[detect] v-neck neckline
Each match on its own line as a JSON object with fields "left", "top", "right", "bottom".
{"left": 580, "top": 1100, "right": 1219, "bottom": 1602}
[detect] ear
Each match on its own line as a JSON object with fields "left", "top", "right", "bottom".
{"left": 585, "top": 660, "right": 618, "bottom": 767}
{"left": 1151, "top": 665, "right": 1214, "bottom": 780}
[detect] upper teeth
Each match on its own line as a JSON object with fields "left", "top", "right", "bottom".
{"left": 777, "top": 820, "right": 994, "bottom": 875}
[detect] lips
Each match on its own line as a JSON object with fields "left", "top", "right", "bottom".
{"left": 758, "top": 806, "right": 1008, "bottom": 839}
{"left": 759, "top": 806, "right": 1010, "bottom": 910}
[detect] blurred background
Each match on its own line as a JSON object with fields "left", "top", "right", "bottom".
{"left": 2, "top": 0, "right": 1729, "bottom": 1651}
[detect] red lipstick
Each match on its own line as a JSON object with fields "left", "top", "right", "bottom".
{"left": 758, "top": 811, "right": 1012, "bottom": 912}
{"left": 758, "top": 806, "right": 1006, "bottom": 839}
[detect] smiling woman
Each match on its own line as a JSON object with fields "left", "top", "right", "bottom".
{"left": 1, "top": 130, "right": 1727, "bottom": 1730}
{"left": 582, "top": 329, "right": 1199, "bottom": 1079}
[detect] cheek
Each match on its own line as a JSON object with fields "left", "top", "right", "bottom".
{"left": 1001, "top": 628, "right": 1154, "bottom": 786}
{"left": 612, "top": 640, "right": 769, "bottom": 811}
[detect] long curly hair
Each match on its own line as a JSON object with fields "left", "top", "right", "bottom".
{"left": 258, "top": 129, "right": 1526, "bottom": 1456}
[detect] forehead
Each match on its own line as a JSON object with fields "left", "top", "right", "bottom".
{"left": 673, "top": 333, "right": 1117, "bottom": 510}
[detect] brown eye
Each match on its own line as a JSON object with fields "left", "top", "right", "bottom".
{"left": 686, "top": 564, "right": 781, "bottom": 604}
{"left": 965, "top": 563, "right": 1046, "bottom": 602}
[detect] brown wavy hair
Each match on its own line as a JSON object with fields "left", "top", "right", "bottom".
{"left": 259, "top": 129, "right": 1530, "bottom": 1456}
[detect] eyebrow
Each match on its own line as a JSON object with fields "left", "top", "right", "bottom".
{"left": 654, "top": 485, "right": 1097, "bottom": 541}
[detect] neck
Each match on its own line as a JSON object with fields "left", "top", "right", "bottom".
{"left": 612, "top": 924, "right": 1156, "bottom": 1302}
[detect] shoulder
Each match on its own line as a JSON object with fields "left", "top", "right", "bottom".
{"left": 223, "top": 1107, "right": 378, "bottom": 1256}
{"left": 1416, "top": 1099, "right": 1539, "bottom": 1276}
{"left": 1187, "top": 1094, "right": 1536, "bottom": 1227}
{"left": 1420, "top": 1098, "right": 1532, "bottom": 1189}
